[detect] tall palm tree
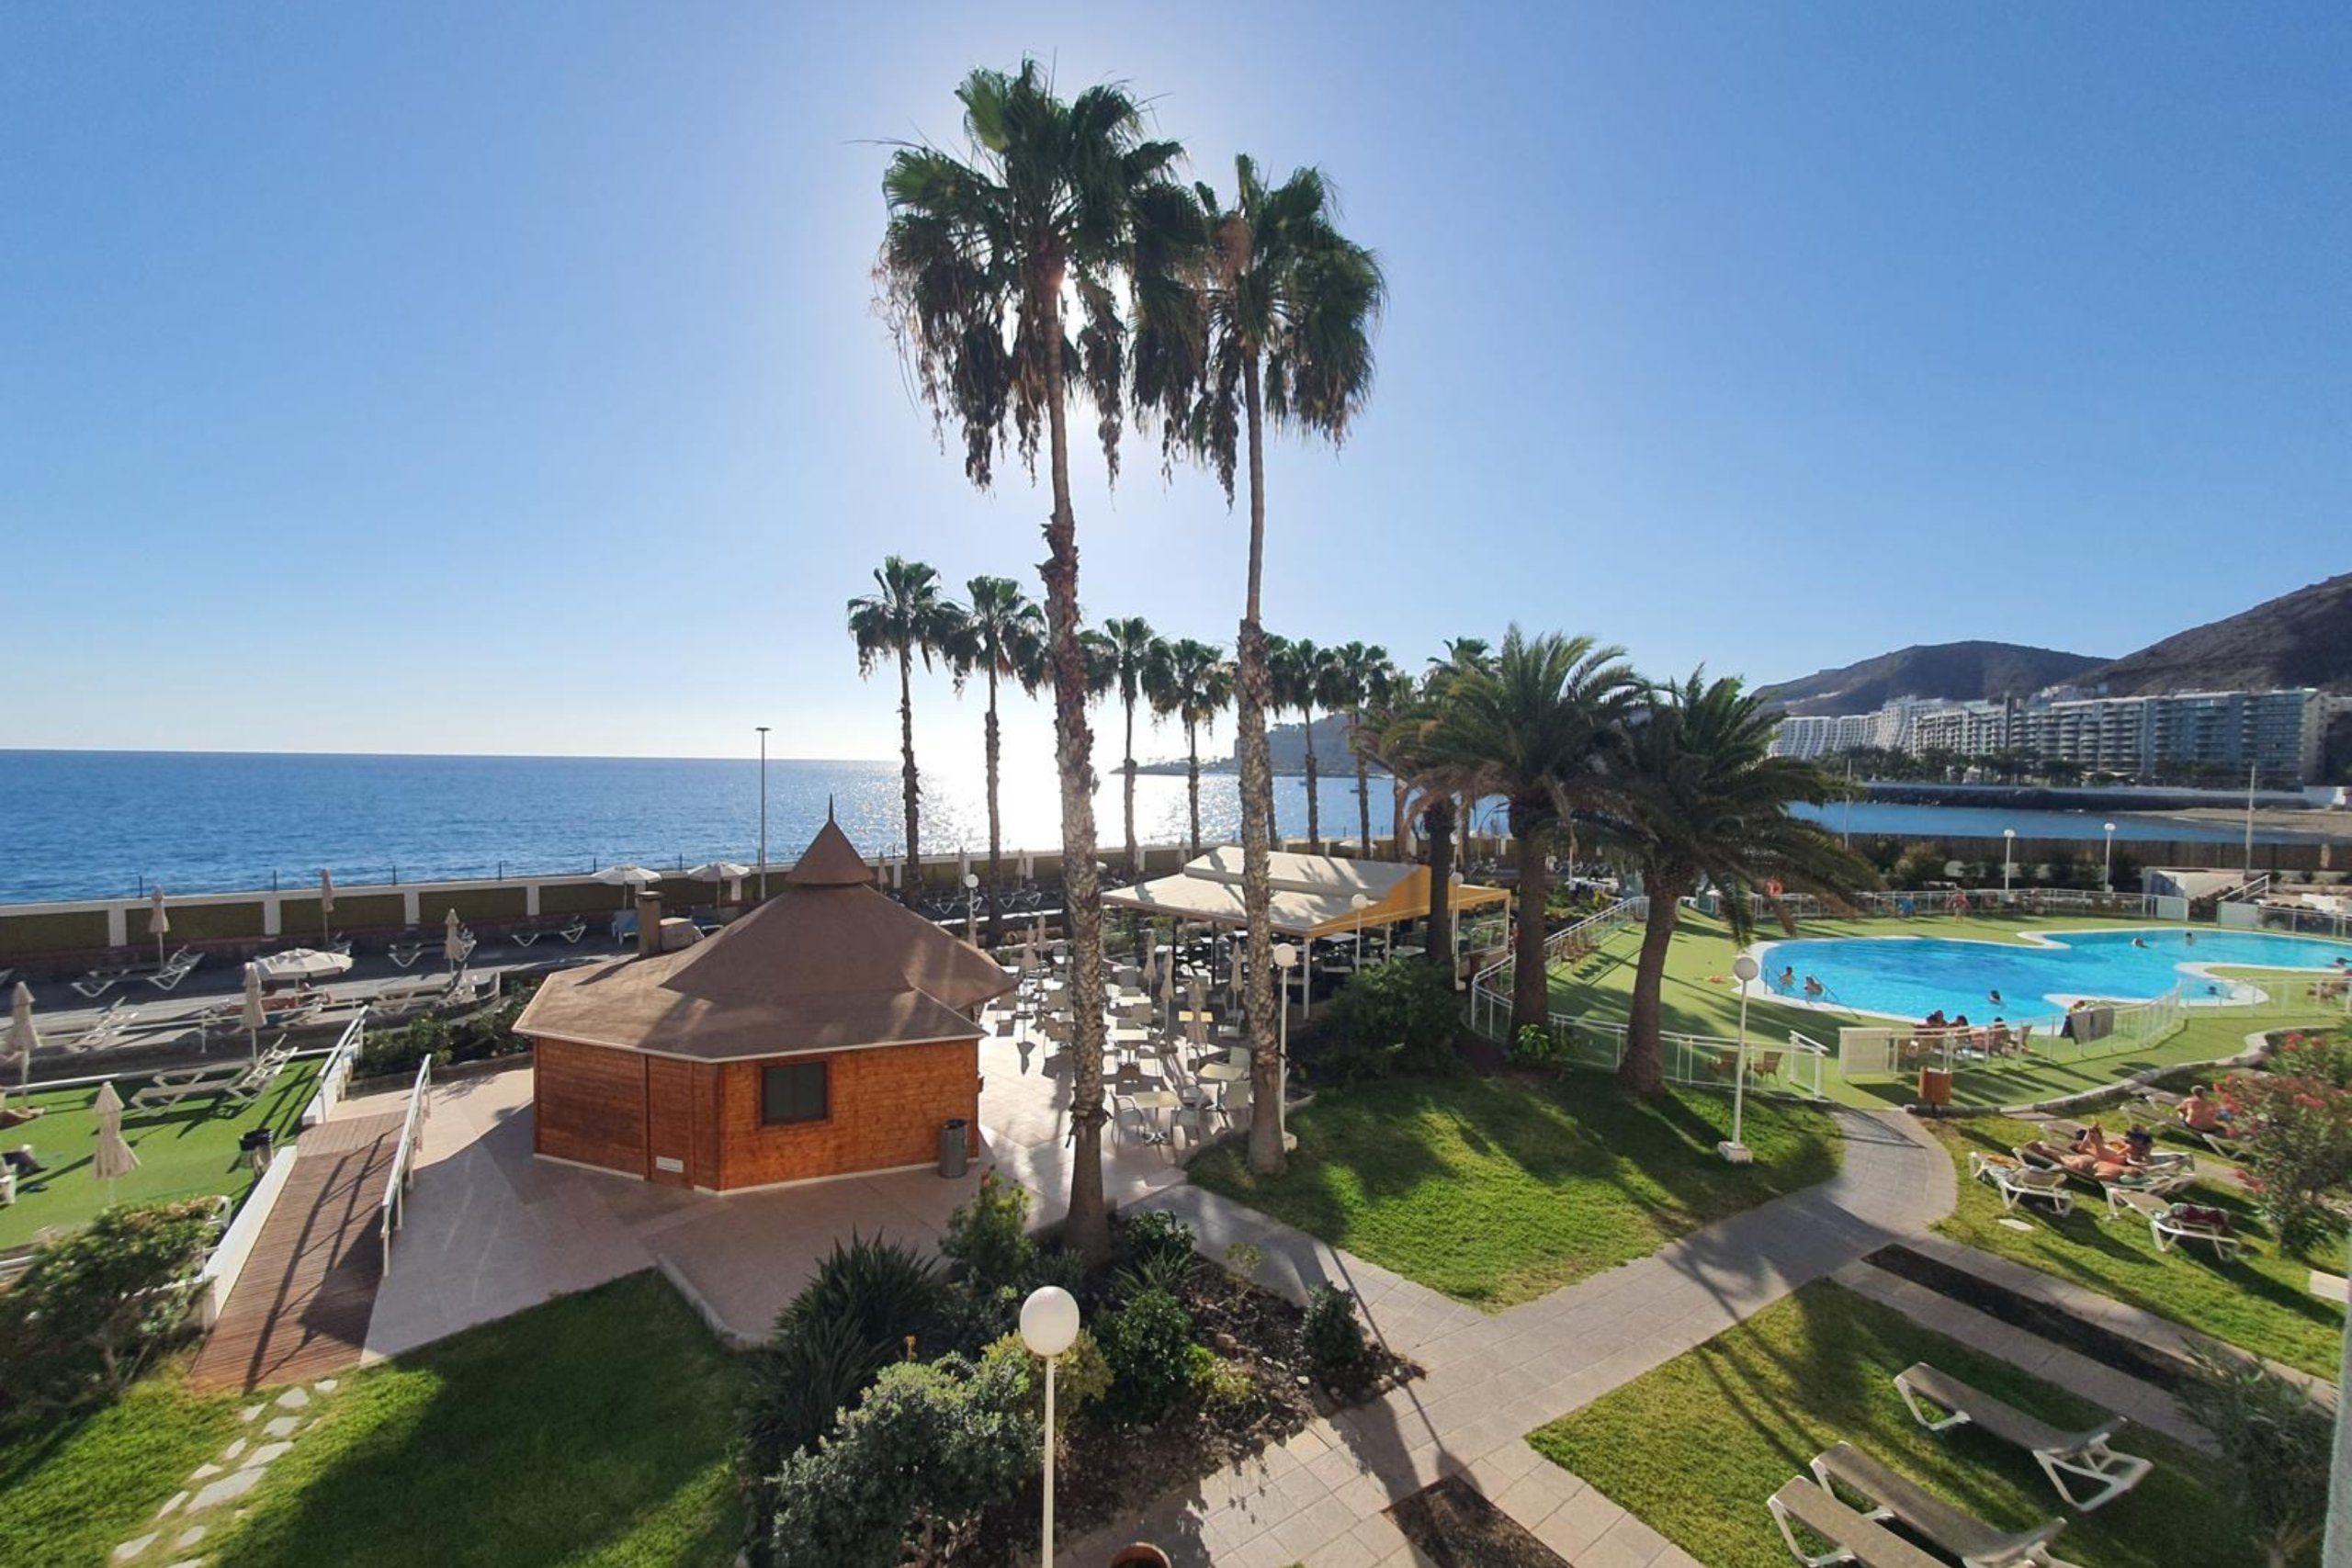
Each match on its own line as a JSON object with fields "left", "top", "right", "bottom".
{"left": 1093, "top": 616, "right": 1162, "bottom": 877}
{"left": 1269, "top": 636, "right": 1329, "bottom": 850}
{"left": 1145, "top": 637, "right": 1234, "bottom": 858}
{"left": 1413, "top": 628, "right": 1641, "bottom": 1036}
{"left": 1434, "top": 637, "right": 1495, "bottom": 871}
{"left": 1138, "top": 157, "right": 1382, "bottom": 1175}
{"left": 944, "top": 576, "right": 1046, "bottom": 941}
{"left": 1599, "top": 673, "right": 1878, "bottom": 1097}
{"left": 1328, "top": 640, "right": 1392, "bottom": 854}
{"left": 877, "top": 61, "right": 1191, "bottom": 1258}
{"left": 1362, "top": 678, "right": 1456, "bottom": 973}
{"left": 847, "top": 558, "right": 958, "bottom": 907}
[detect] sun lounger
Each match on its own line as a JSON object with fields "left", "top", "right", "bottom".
{"left": 2104, "top": 1188, "right": 2244, "bottom": 1261}
{"left": 2013, "top": 1140, "right": 2192, "bottom": 1198}
{"left": 1809, "top": 1443, "right": 2074, "bottom": 1568}
{"left": 387, "top": 930, "right": 475, "bottom": 969}
{"left": 1894, "top": 1363, "right": 2151, "bottom": 1512}
{"left": 143, "top": 949, "right": 202, "bottom": 990}
{"left": 130, "top": 1044, "right": 293, "bottom": 1111}
{"left": 1971, "top": 1152, "right": 2076, "bottom": 1216}
{"left": 509, "top": 917, "right": 589, "bottom": 947}
{"left": 1768, "top": 1475, "right": 1944, "bottom": 1568}
{"left": 73, "top": 945, "right": 193, "bottom": 998}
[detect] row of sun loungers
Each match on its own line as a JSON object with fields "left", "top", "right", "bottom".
{"left": 1767, "top": 1363, "right": 2148, "bottom": 1567}
{"left": 129, "top": 1043, "right": 295, "bottom": 1111}
{"left": 1965, "top": 1147, "right": 2242, "bottom": 1259}
{"left": 72, "top": 945, "right": 201, "bottom": 998}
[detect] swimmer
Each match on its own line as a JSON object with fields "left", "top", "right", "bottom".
{"left": 1778, "top": 965, "right": 1796, "bottom": 989}
{"left": 1988, "top": 989, "right": 2003, "bottom": 1008}
{"left": 1802, "top": 975, "right": 1826, "bottom": 998}
{"left": 2132, "top": 937, "right": 2148, "bottom": 949}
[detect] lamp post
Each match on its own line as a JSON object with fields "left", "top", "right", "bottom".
{"left": 1020, "top": 1285, "right": 1081, "bottom": 1568}
{"left": 1272, "top": 942, "right": 1299, "bottom": 1152}
{"left": 755, "top": 727, "right": 771, "bottom": 902}
{"left": 1349, "top": 893, "right": 1370, "bottom": 976}
{"left": 2101, "top": 822, "right": 2116, "bottom": 894}
{"left": 2002, "top": 828, "right": 2017, "bottom": 894}
{"left": 964, "top": 872, "right": 979, "bottom": 945}
{"left": 1720, "top": 953, "right": 1759, "bottom": 1165}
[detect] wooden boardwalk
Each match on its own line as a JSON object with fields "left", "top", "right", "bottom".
{"left": 189, "top": 1111, "right": 405, "bottom": 1393}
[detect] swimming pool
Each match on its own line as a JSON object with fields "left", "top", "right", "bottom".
{"left": 1749, "top": 927, "right": 2352, "bottom": 1024}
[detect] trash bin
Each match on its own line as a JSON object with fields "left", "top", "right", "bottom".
{"left": 937, "top": 1118, "right": 969, "bottom": 1179}
{"left": 1917, "top": 1068, "right": 1953, "bottom": 1110}
{"left": 240, "top": 1127, "right": 276, "bottom": 1175}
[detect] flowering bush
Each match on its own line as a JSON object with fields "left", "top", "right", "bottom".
{"left": 2229, "top": 1035, "right": 2352, "bottom": 1250}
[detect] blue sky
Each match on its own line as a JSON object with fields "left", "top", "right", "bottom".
{"left": 5, "top": 3, "right": 2346, "bottom": 765}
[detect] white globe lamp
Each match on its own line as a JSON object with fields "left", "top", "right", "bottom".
{"left": 1021, "top": 1285, "right": 1082, "bottom": 1567}
{"left": 1720, "top": 953, "right": 1762, "bottom": 1165}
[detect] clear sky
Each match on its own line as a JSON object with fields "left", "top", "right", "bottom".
{"left": 5, "top": 3, "right": 2346, "bottom": 767}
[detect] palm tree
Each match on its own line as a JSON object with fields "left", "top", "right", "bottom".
{"left": 1093, "top": 616, "right": 1162, "bottom": 877}
{"left": 1599, "top": 673, "right": 1878, "bottom": 1097}
{"left": 1268, "top": 636, "right": 1329, "bottom": 850}
{"left": 1146, "top": 637, "right": 1234, "bottom": 858}
{"left": 1434, "top": 637, "right": 1495, "bottom": 871}
{"left": 876, "top": 61, "right": 1191, "bottom": 1258}
{"left": 1328, "top": 641, "right": 1392, "bottom": 854}
{"left": 1413, "top": 628, "right": 1641, "bottom": 1036}
{"left": 847, "top": 558, "right": 958, "bottom": 907}
{"left": 944, "top": 576, "right": 1045, "bottom": 941}
{"left": 1139, "top": 157, "right": 1382, "bottom": 1175}
{"left": 1361, "top": 678, "right": 1456, "bottom": 973}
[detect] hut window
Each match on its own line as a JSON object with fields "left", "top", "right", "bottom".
{"left": 761, "top": 1062, "right": 829, "bottom": 1125}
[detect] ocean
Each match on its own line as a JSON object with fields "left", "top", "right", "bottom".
{"left": 0, "top": 750, "right": 2328, "bottom": 905}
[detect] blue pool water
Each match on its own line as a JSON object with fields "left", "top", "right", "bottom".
{"left": 1751, "top": 928, "right": 2352, "bottom": 1024}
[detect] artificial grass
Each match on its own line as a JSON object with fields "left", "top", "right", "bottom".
{"left": 1549, "top": 909, "right": 2343, "bottom": 1110}
{"left": 0, "top": 1060, "right": 322, "bottom": 1251}
{"left": 1188, "top": 1073, "right": 1841, "bottom": 1308}
{"left": 0, "top": 1372, "right": 243, "bottom": 1568}
{"left": 1929, "top": 1114, "right": 2346, "bottom": 1379}
{"left": 204, "top": 1272, "right": 750, "bottom": 1568}
{"left": 1531, "top": 1281, "right": 2269, "bottom": 1568}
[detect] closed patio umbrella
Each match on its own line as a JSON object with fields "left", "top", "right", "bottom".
{"left": 444, "top": 908, "right": 468, "bottom": 976}
{"left": 8, "top": 981, "right": 39, "bottom": 1100}
{"left": 1138, "top": 939, "right": 1156, "bottom": 997}
{"left": 92, "top": 1079, "right": 140, "bottom": 1205}
{"left": 243, "top": 962, "right": 267, "bottom": 1066}
{"left": 1187, "top": 976, "right": 1208, "bottom": 1047}
{"left": 319, "top": 869, "right": 335, "bottom": 946}
{"left": 1158, "top": 946, "right": 1177, "bottom": 1027}
{"left": 148, "top": 886, "right": 170, "bottom": 965}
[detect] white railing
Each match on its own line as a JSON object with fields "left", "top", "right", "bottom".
{"left": 379, "top": 1056, "right": 433, "bottom": 1273}
{"left": 2226, "top": 900, "right": 2352, "bottom": 942}
{"left": 1747, "top": 887, "right": 2160, "bottom": 923}
{"left": 1468, "top": 897, "right": 1646, "bottom": 1039}
{"left": 196, "top": 1147, "right": 302, "bottom": 1327}
{"left": 299, "top": 1009, "right": 368, "bottom": 1128}
{"left": 1510, "top": 1010, "right": 1831, "bottom": 1100}
{"left": 1837, "top": 987, "right": 2190, "bottom": 1082}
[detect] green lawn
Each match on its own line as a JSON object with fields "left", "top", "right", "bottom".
{"left": 1188, "top": 1074, "right": 1841, "bottom": 1308}
{"left": 206, "top": 1273, "right": 749, "bottom": 1568}
{"left": 0, "top": 1375, "right": 244, "bottom": 1568}
{"left": 0, "top": 1060, "right": 322, "bottom": 1251}
{"left": 1929, "top": 1114, "right": 2346, "bottom": 1378}
{"left": 1549, "top": 909, "right": 2342, "bottom": 1109}
{"left": 1531, "top": 1281, "right": 2269, "bottom": 1568}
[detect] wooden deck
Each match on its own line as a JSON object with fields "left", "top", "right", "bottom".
{"left": 189, "top": 1111, "right": 406, "bottom": 1393}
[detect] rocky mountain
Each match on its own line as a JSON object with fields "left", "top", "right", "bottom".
{"left": 2078, "top": 571, "right": 2352, "bottom": 695}
{"left": 1756, "top": 641, "right": 2106, "bottom": 716}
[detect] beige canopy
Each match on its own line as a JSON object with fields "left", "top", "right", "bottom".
{"left": 1103, "top": 846, "right": 1509, "bottom": 938}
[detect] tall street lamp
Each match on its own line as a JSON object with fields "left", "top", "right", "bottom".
{"left": 2002, "top": 828, "right": 2017, "bottom": 894}
{"left": 1272, "top": 942, "right": 1299, "bottom": 1153}
{"left": 1020, "top": 1285, "right": 1080, "bottom": 1568}
{"left": 755, "top": 726, "right": 771, "bottom": 902}
{"left": 1720, "top": 953, "right": 1759, "bottom": 1165}
{"left": 1349, "top": 893, "right": 1370, "bottom": 976}
{"left": 964, "top": 872, "right": 980, "bottom": 946}
{"left": 2101, "top": 821, "right": 2116, "bottom": 894}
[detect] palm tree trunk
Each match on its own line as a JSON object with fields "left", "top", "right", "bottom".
{"left": 1354, "top": 730, "right": 1372, "bottom": 855}
{"left": 1391, "top": 773, "right": 1408, "bottom": 862}
{"left": 1425, "top": 795, "right": 1456, "bottom": 978}
{"left": 898, "top": 646, "right": 920, "bottom": 908}
{"left": 1235, "top": 351, "right": 1283, "bottom": 1176}
{"left": 1620, "top": 874, "right": 1686, "bottom": 1098}
{"left": 983, "top": 663, "right": 1002, "bottom": 945}
{"left": 1036, "top": 270, "right": 1110, "bottom": 1260}
{"left": 1304, "top": 713, "right": 1321, "bottom": 852}
{"left": 1122, "top": 691, "right": 1140, "bottom": 877}
{"left": 1184, "top": 717, "right": 1202, "bottom": 858}
{"left": 1509, "top": 805, "right": 1551, "bottom": 1036}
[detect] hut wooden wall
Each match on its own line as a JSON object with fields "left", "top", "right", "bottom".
{"left": 533, "top": 1038, "right": 648, "bottom": 1175}
{"left": 714, "top": 1038, "right": 978, "bottom": 1190}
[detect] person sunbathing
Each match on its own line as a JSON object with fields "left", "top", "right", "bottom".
{"left": 2177, "top": 1084, "right": 2233, "bottom": 1134}
{"left": 0, "top": 1105, "right": 45, "bottom": 1130}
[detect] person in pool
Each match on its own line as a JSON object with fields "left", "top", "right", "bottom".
{"left": 2132, "top": 937, "right": 2149, "bottom": 949}
{"left": 2184, "top": 931, "right": 2197, "bottom": 945}
{"left": 1802, "top": 975, "right": 1826, "bottom": 998}
{"left": 1778, "top": 965, "right": 1796, "bottom": 989}
{"left": 1988, "top": 988, "right": 2003, "bottom": 1008}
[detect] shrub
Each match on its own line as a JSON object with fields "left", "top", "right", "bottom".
{"left": 2226, "top": 1057, "right": 2352, "bottom": 1249}
{"left": 1322, "top": 960, "right": 1462, "bottom": 1079}
{"left": 979, "top": 1327, "right": 1111, "bottom": 1430}
{"left": 1300, "top": 1285, "right": 1369, "bottom": 1382}
{"left": 0, "top": 1200, "right": 217, "bottom": 1426}
{"left": 1096, "top": 1287, "right": 1195, "bottom": 1422}
{"left": 1113, "top": 1210, "right": 1198, "bottom": 1300}
{"left": 1017, "top": 1241, "right": 1089, "bottom": 1301}
{"left": 941, "top": 1169, "right": 1033, "bottom": 1293}
{"left": 1510, "top": 1023, "right": 1564, "bottom": 1069}
{"left": 1224, "top": 1241, "right": 1266, "bottom": 1280}
{"left": 2180, "top": 1347, "right": 2333, "bottom": 1568}
{"left": 767, "top": 1351, "right": 1038, "bottom": 1568}
{"left": 1190, "top": 1346, "right": 1256, "bottom": 1415}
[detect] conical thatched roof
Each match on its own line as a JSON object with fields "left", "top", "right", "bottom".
{"left": 516, "top": 822, "right": 1011, "bottom": 1061}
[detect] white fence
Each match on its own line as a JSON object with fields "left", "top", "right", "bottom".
{"left": 1836, "top": 987, "right": 2189, "bottom": 1083}
{"left": 379, "top": 1056, "right": 433, "bottom": 1273}
{"left": 1467, "top": 897, "right": 1647, "bottom": 1040}
{"left": 298, "top": 1010, "right": 368, "bottom": 1128}
{"left": 1745, "top": 887, "right": 2161, "bottom": 923}
{"left": 1509, "top": 1011, "right": 1831, "bottom": 1100}
{"left": 2223, "top": 900, "right": 2352, "bottom": 942}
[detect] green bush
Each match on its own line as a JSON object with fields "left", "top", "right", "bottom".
{"left": 2181, "top": 1347, "right": 2333, "bottom": 1568}
{"left": 979, "top": 1328, "right": 1111, "bottom": 1430}
{"left": 767, "top": 1352, "right": 1038, "bottom": 1568}
{"left": 1300, "top": 1285, "right": 1369, "bottom": 1382}
{"left": 940, "top": 1169, "right": 1033, "bottom": 1293}
{"left": 0, "top": 1201, "right": 217, "bottom": 1427}
{"left": 1114, "top": 1209, "right": 1197, "bottom": 1295}
{"left": 1096, "top": 1288, "right": 1195, "bottom": 1423}
{"left": 1322, "top": 960, "right": 1462, "bottom": 1079}
{"left": 2227, "top": 1045, "right": 2352, "bottom": 1250}
{"left": 1189, "top": 1348, "right": 1256, "bottom": 1416}
{"left": 1510, "top": 1022, "right": 1564, "bottom": 1069}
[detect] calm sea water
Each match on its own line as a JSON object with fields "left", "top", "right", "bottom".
{"left": 0, "top": 750, "right": 2329, "bottom": 904}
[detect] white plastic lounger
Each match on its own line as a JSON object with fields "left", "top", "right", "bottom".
{"left": 1810, "top": 1443, "right": 2075, "bottom": 1568}
{"left": 2105, "top": 1188, "right": 2244, "bottom": 1261}
{"left": 1894, "top": 1364, "right": 2151, "bottom": 1513}
{"left": 510, "top": 918, "right": 588, "bottom": 947}
{"left": 143, "top": 950, "right": 202, "bottom": 990}
{"left": 1969, "top": 1152, "right": 2075, "bottom": 1216}
{"left": 1768, "top": 1475, "right": 1944, "bottom": 1568}
{"left": 131, "top": 1063, "right": 248, "bottom": 1109}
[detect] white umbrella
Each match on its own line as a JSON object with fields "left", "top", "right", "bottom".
{"left": 1158, "top": 947, "right": 1177, "bottom": 1026}
{"left": 147, "top": 886, "right": 170, "bottom": 965}
{"left": 687, "top": 861, "right": 752, "bottom": 908}
{"left": 444, "top": 908, "right": 468, "bottom": 976}
{"left": 243, "top": 963, "right": 267, "bottom": 1066}
{"left": 319, "top": 869, "right": 336, "bottom": 946}
{"left": 92, "top": 1079, "right": 139, "bottom": 1205}
{"left": 8, "top": 982, "right": 39, "bottom": 1100}
{"left": 594, "top": 864, "right": 662, "bottom": 904}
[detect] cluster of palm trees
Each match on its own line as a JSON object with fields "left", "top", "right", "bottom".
{"left": 876, "top": 59, "right": 1385, "bottom": 1247}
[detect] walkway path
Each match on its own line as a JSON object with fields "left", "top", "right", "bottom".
{"left": 188, "top": 1111, "right": 403, "bottom": 1393}
{"left": 1069, "top": 1107, "right": 1956, "bottom": 1567}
